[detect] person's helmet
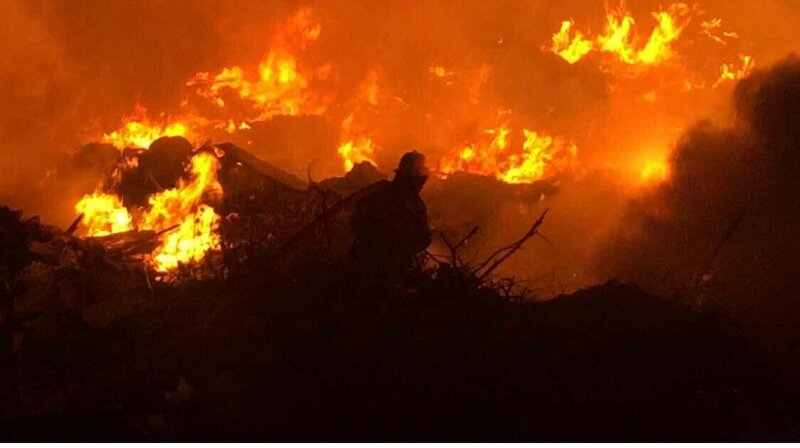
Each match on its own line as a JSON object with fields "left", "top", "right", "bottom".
{"left": 394, "top": 151, "right": 430, "bottom": 179}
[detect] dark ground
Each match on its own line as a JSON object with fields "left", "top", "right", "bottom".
{"left": 1, "top": 238, "right": 797, "bottom": 441}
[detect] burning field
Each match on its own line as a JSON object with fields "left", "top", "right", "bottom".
{"left": 2, "top": 0, "right": 800, "bottom": 441}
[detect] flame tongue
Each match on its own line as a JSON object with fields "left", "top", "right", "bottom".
{"left": 551, "top": 3, "right": 691, "bottom": 67}
{"left": 140, "top": 152, "right": 223, "bottom": 273}
{"left": 75, "top": 193, "right": 133, "bottom": 237}
{"left": 440, "top": 126, "right": 577, "bottom": 184}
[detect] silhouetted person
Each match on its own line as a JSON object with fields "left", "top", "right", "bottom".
{"left": 349, "top": 151, "right": 432, "bottom": 287}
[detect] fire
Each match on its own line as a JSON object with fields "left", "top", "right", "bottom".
{"left": 551, "top": 3, "right": 690, "bottom": 66}
{"left": 551, "top": 20, "right": 594, "bottom": 64}
{"left": 715, "top": 55, "right": 755, "bottom": 87}
{"left": 188, "top": 51, "right": 312, "bottom": 120}
{"left": 186, "top": 8, "right": 325, "bottom": 122}
{"left": 439, "top": 126, "right": 577, "bottom": 184}
{"left": 74, "top": 192, "right": 133, "bottom": 237}
{"left": 499, "top": 130, "right": 578, "bottom": 184}
{"left": 150, "top": 204, "right": 220, "bottom": 273}
{"left": 103, "top": 104, "right": 190, "bottom": 149}
{"left": 75, "top": 152, "right": 223, "bottom": 274}
{"left": 440, "top": 126, "right": 510, "bottom": 178}
{"left": 636, "top": 5, "right": 689, "bottom": 65}
{"left": 337, "top": 138, "right": 377, "bottom": 172}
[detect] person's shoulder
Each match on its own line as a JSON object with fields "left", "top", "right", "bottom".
{"left": 362, "top": 179, "right": 392, "bottom": 197}
{"left": 355, "top": 180, "right": 392, "bottom": 207}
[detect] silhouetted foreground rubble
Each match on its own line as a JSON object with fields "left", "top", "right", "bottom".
{"left": 0, "top": 203, "right": 796, "bottom": 441}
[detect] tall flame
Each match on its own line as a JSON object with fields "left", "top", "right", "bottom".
{"left": 140, "top": 152, "right": 223, "bottom": 273}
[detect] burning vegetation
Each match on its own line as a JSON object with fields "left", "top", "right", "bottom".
{"left": 2, "top": 0, "right": 800, "bottom": 441}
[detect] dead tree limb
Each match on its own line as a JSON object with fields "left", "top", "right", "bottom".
{"left": 474, "top": 208, "right": 548, "bottom": 280}
{"left": 693, "top": 209, "right": 747, "bottom": 288}
{"left": 440, "top": 232, "right": 458, "bottom": 266}
{"left": 66, "top": 214, "right": 84, "bottom": 235}
{"left": 438, "top": 226, "right": 479, "bottom": 267}
{"left": 453, "top": 226, "right": 479, "bottom": 252}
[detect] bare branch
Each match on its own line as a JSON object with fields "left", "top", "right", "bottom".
{"left": 474, "top": 208, "right": 548, "bottom": 280}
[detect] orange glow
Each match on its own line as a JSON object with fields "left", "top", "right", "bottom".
{"left": 639, "top": 159, "right": 671, "bottom": 184}
{"left": 359, "top": 71, "right": 381, "bottom": 106}
{"left": 75, "top": 192, "right": 133, "bottom": 237}
{"left": 428, "top": 65, "right": 453, "bottom": 79}
{"left": 103, "top": 104, "right": 191, "bottom": 149}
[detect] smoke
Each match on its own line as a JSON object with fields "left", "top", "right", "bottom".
{"left": 594, "top": 55, "right": 800, "bottom": 342}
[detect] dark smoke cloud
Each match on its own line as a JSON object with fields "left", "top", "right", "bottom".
{"left": 594, "top": 55, "right": 800, "bottom": 344}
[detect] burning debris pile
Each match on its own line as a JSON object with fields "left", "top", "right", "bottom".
{"left": 1, "top": 128, "right": 797, "bottom": 439}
